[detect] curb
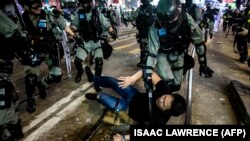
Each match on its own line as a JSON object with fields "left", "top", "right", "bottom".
{"left": 228, "top": 80, "right": 250, "bottom": 125}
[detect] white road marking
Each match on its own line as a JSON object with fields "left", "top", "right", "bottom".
{"left": 23, "top": 83, "right": 91, "bottom": 134}
{"left": 114, "top": 42, "right": 137, "bottom": 50}
{"left": 23, "top": 88, "right": 96, "bottom": 141}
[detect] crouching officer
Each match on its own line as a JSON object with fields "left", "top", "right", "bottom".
{"left": 144, "top": 0, "right": 214, "bottom": 93}
{"left": 71, "top": 0, "right": 117, "bottom": 83}
{"left": 133, "top": 0, "right": 155, "bottom": 68}
{"left": 20, "top": 0, "right": 75, "bottom": 113}
{"left": 0, "top": 0, "right": 43, "bottom": 139}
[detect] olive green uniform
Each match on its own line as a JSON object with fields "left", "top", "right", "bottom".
{"left": 145, "top": 13, "right": 206, "bottom": 87}
{"left": 72, "top": 9, "right": 111, "bottom": 65}
{"left": 0, "top": 10, "right": 19, "bottom": 125}
{"left": 24, "top": 11, "right": 67, "bottom": 86}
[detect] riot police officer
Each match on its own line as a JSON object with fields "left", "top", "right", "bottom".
{"left": 20, "top": 0, "right": 75, "bottom": 113}
{"left": 71, "top": 0, "right": 117, "bottom": 83}
{"left": 133, "top": 0, "right": 155, "bottom": 68}
{"left": 0, "top": 0, "right": 43, "bottom": 139}
{"left": 203, "top": 3, "right": 217, "bottom": 42}
{"left": 144, "top": 0, "right": 214, "bottom": 93}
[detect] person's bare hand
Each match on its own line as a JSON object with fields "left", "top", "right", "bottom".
{"left": 117, "top": 76, "right": 135, "bottom": 89}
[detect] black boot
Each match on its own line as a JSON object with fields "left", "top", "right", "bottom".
{"left": 75, "top": 70, "right": 83, "bottom": 83}
{"left": 12, "top": 119, "right": 24, "bottom": 139}
{"left": 26, "top": 98, "right": 36, "bottom": 113}
{"left": 210, "top": 33, "right": 213, "bottom": 39}
{"left": 74, "top": 57, "right": 84, "bottom": 83}
{"left": 85, "top": 66, "right": 94, "bottom": 82}
{"left": 37, "top": 81, "right": 47, "bottom": 99}
{"left": 85, "top": 93, "right": 98, "bottom": 100}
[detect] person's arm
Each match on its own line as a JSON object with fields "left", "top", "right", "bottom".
{"left": 117, "top": 69, "right": 143, "bottom": 89}
{"left": 117, "top": 70, "right": 161, "bottom": 89}
{"left": 187, "top": 13, "right": 214, "bottom": 78}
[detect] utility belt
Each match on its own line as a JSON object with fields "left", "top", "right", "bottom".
{"left": 83, "top": 37, "right": 99, "bottom": 43}
{"left": 80, "top": 32, "right": 100, "bottom": 43}
{"left": 158, "top": 46, "right": 183, "bottom": 55}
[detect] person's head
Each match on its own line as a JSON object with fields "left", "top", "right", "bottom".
{"left": 156, "top": 0, "right": 181, "bottom": 25}
{"left": 206, "top": 3, "right": 211, "bottom": 10}
{"left": 20, "top": 0, "right": 42, "bottom": 15}
{"left": 156, "top": 93, "right": 186, "bottom": 116}
{"left": 141, "top": 0, "right": 152, "bottom": 6}
{"left": 78, "top": 0, "right": 94, "bottom": 12}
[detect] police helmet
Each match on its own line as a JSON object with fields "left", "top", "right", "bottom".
{"left": 206, "top": 3, "right": 211, "bottom": 9}
{"left": 141, "top": 0, "right": 153, "bottom": 3}
{"left": 19, "top": 0, "right": 42, "bottom": 7}
{"left": 78, "top": 0, "right": 92, "bottom": 4}
{"left": 156, "top": 0, "right": 181, "bottom": 23}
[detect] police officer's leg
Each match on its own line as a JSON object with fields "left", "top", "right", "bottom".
{"left": 93, "top": 45, "right": 103, "bottom": 77}
{"left": 209, "top": 22, "right": 214, "bottom": 39}
{"left": 74, "top": 46, "right": 89, "bottom": 83}
{"left": 25, "top": 72, "right": 37, "bottom": 113}
{"left": 156, "top": 53, "right": 182, "bottom": 92}
{"left": 204, "top": 27, "right": 209, "bottom": 43}
{"left": 11, "top": 118, "right": 24, "bottom": 139}
{"left": 0, "top": 78, "right": 24, "bottom": 140}
{"left": 38, "top": 66, "right": 62, "bottom": 99}
{"left": 137, "top": 42, "right": 148, "bottom": 68}
{"left": 240, "top": 37, "right": 248, "bottom": 63}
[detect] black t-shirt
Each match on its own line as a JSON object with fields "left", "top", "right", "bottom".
{"left": 128, "top": 80, "right": 172, "bottom": 125}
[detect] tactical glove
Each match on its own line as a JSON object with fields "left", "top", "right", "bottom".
{"left": 199, "top": 64, "right": 214, "bottom": 78}
{"left": 109, "top": 31, "right": 118, "bottom": 40}
{"left": 20, "top": 50, "right": 44, "bottom": 67}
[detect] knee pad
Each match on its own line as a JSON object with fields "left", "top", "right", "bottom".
{"left": 25, "top": 74, "right": 37, "bottom": 96}
{"left": 25, "top": 74, "right": 37, "bottom": 87}
{"left": 95, "top": 57, "right": 103, "bottom": 76}
{"left": 44, "top": 74, "right": 62, "bottom": 85}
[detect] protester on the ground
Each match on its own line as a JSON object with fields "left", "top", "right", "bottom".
{"left": 84, "top": 68, "right": 187, "bottom": 125}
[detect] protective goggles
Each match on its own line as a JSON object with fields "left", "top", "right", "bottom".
{"left": 30, "top": 3, "right": 42, "bottom": 10}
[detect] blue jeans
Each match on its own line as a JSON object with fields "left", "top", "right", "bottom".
{"left": 94, "top": 76, "right": 138, "bottom": 112}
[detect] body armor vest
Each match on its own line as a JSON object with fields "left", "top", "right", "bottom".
{"left": 136, "top": 5, "right": 155, "bottom": 39}
{"left": 204, "top": 9, "right": 215, "bottom": 22}
{"left": 157, "top": 12, "right": 191, "bottom": 54}
{"left": 22, "top": 9, "right": 48, "bottom": 37}
{"left": 78, "top": 9, "right": 102, "bottom": 42}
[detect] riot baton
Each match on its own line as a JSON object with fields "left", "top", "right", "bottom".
{"left": 143, "top": 69, "right": 154, "bottom": 125}
{"left": 147, "top": 87, "right": 154, "bottom": 125}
